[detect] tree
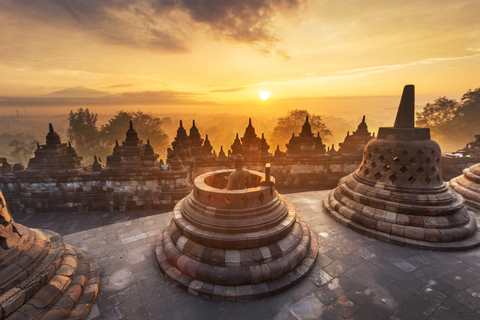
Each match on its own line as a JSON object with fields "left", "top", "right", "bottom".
{"left": 270, "top": 109, "right": 331, "bottom": 149}
{"left": 101, "top": 111, "right": 169, "bottom": 155}
{"left": 67, "top": 108, "right": 100, "bottom": 151}
{"left": 9, "top": 137, "right": 39, "bottom": 164}
{"left": 415, "top": 88, "right": 480, "bottom": 151}
{"left": 458, "top": 88, "right": 480, "bottom": 128}
{"left": 416, "top": 97, "right": 459, "bottom": 128}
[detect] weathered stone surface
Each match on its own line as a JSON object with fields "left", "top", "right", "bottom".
{"left": 156, "top": 167, "right": 318, "bottom": 300}
{"left": 0, "top": 190, "right": 99, "bottom": 319}
{"left": 28, "top": 124, "right": 83, "bottom": 170}
{"left": 451, "top": 163, "right": 480, "bottom": 209}
{"left": 0, "top": 122, "right": 190, "bottom": 214}
{"left": 324, "top": 85, "right": 480, "bottom": 251}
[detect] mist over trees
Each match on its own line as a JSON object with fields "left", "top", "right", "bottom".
{"left": 269, "top": 109, "right": 331, "bottom": 150}
{"left": 67, "top": 109, "right": 170, "bottom": 163}
{"left": 3, "top": 88, "right": 480, "bottom": 167}
{"left": 416, "top": 88, "right": 480, "bottom": 151}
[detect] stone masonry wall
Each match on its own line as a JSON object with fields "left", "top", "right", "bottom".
{"left": 194, "top": 158, "right": 361, "bottom": 190}
{"left": 0, "top": 167, "right": 190, "bottom": 213}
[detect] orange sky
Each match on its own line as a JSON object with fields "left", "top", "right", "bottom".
{"left": 0, "top": 0, "right": 479, "bottom": 120}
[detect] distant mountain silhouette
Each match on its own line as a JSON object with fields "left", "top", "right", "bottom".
{"left": 47, "top": 86, "right": 111, "bottom": 98}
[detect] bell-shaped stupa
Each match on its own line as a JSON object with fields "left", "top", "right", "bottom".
{"left": 0, "top": 190, "right": 99, "bottom": 319}
{"left": 324, "top": 85, "right": 480, "bottom": 250}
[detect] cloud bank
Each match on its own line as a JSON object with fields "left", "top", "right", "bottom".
{"left": 1, "top": 0, "right": 306, "bottom": 53}
{"left": 0, "top": 88, "right": 220, "bottom": 107}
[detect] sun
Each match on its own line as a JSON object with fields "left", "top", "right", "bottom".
{"left": 258, "top": 91, "right": 271, "bottom": 100}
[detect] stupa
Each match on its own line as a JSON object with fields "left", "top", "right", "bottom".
{"left": 285, "top": 116, "right": 326, "bottom": 158}
{"left": 324, "top": 85, "right": 480, "bottom": 250}
{"left": 155, "top": 156, "right": 318, "bottom": 300}
{"left": 106, "top": 121, "right": 159, "bottom": 167}
{"left": 337, "top": 116, "right": 373, "bottom": 159}
{"left": 0, "top": 190, "right": 99, "bottom": 319}
{"left": 450, "top": 165, "right": 480, "bottom": 209}
{"left": 28, "top": 124, "right": 83, "bottom": 170}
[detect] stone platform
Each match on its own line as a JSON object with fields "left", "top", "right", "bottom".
{"left": 13, "top": 190, "right": 480, "bottom": 320}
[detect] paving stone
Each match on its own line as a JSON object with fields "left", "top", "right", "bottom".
{"left": 329, "top": 294, "right": 360, "bottom": 318}
{"left": 10, "top": 190, "right": 480, "bottom": 320}
{"left": 288, "top": 293, "right": 326, "bottom": 319}
{"left": 393, "top": 261, "right": 418, "bottom": 272}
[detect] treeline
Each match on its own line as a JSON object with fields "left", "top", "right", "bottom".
{"left": 67, "top": 109, "right": 169, "bottom": 164}
{"left": 416, "top": 88, "right": 480, "bottom": 152}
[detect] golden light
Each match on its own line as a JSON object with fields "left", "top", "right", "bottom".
{"left": 258, "top": 91, "right": 271, "bottom": 100}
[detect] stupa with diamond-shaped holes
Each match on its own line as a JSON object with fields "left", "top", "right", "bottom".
{"left": 324, "top": 85, "right": 480, "bottom": 250}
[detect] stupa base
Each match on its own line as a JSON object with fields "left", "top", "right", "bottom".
{"left": 1, "top": 228, "right": 100, "bottom": 320}
{"left": 450, "top": 167, "right": 480, "bottom": 210}
{"left": 324, "top": 192, "right": 480, "bottom": 251}
{"left": 155, "top": 217, "right": 318, "bottom": 301}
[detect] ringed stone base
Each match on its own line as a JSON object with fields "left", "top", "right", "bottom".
{"left": 450, "top": 164, "right": 480, "bottom": 210}
{"left": 156, "top": 205, "right": 317, "bottom": 300}
{"left": 0, "top": 227, "right": 100, "bottom": 320}
{"left": 324, "top": 191, "right": 480, "bottom": 251}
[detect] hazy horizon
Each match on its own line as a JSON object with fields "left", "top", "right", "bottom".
{"left": 1, "top": 0, "right": 480, "bottom": 119}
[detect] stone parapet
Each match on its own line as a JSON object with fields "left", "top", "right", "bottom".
{"left": 0, "top": 166, "right": 190, "bottom": 213}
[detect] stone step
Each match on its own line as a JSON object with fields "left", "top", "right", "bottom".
{"left": 6, "top": 243, "right": 79, "bottom": 319}
{"left": 0, "top": 230, "right": 65, "bottom": 317}
{"left": 39, "top": 247, "right": 99, "bottom": 320}
{"left": 0, "top": 229, "right": 56, "bottom": 293}
{"left": 0, "top": 225, "right": 34, "bottom": 268}
{"left": 65, "top": 253, "right": 100, "bottom": 320}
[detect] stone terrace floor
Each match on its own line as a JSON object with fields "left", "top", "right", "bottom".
{"left": 14, "top": 190, "right": 480, "bottom": 320}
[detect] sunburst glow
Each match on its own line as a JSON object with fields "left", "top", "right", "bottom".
{"left": 258, "top": 91, "right": 271, "bottom": 100}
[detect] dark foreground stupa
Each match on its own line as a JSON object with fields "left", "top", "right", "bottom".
{"left": 324, "top": 85, "right": 480, "bottom": 250}
{"left": 0, "top": 190, "right": 99, "bottom": 319}
{"left": 155, "top": 158, "right": 318, "bottom": 301}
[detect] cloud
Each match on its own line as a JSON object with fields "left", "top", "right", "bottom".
{"left": 210, "top": 87, "right": 245, "bottom": 93}
{"left": 0, "top": 88, "right": 221, "bottom": 107}
{"left": 1, "top": 0, "right": 306, "bottom": 53}
{"left": 154, "top": 0, "right": 305, "bottom": 44}
{"left": 107, "top": 84, "right": 136, "bottom": 88}
{"left": 1, "top": 0, "right": 188, "bottom": 53}
{"left": 242, "top": 52, "right": 480, "bottom": 89}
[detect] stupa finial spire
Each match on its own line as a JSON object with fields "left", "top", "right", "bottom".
{"left": 393, "top": 85, "right": 415, "bottom": 128}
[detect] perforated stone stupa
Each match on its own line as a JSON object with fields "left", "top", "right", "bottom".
{"left": 155, "top": 162, "right": 318, "bottom": 300}
{"left": 324, "top": 85, "right": 480, "bottom": 250}
{"left": 450, "top": 164, "right": 480, "bottom": 209}
{"left": 0, "top": 190, "right": 99, "bottom": 319}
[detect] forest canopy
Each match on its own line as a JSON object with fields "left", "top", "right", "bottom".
{"left": 416, "top": 87, "right": 480, "bottom": 151}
